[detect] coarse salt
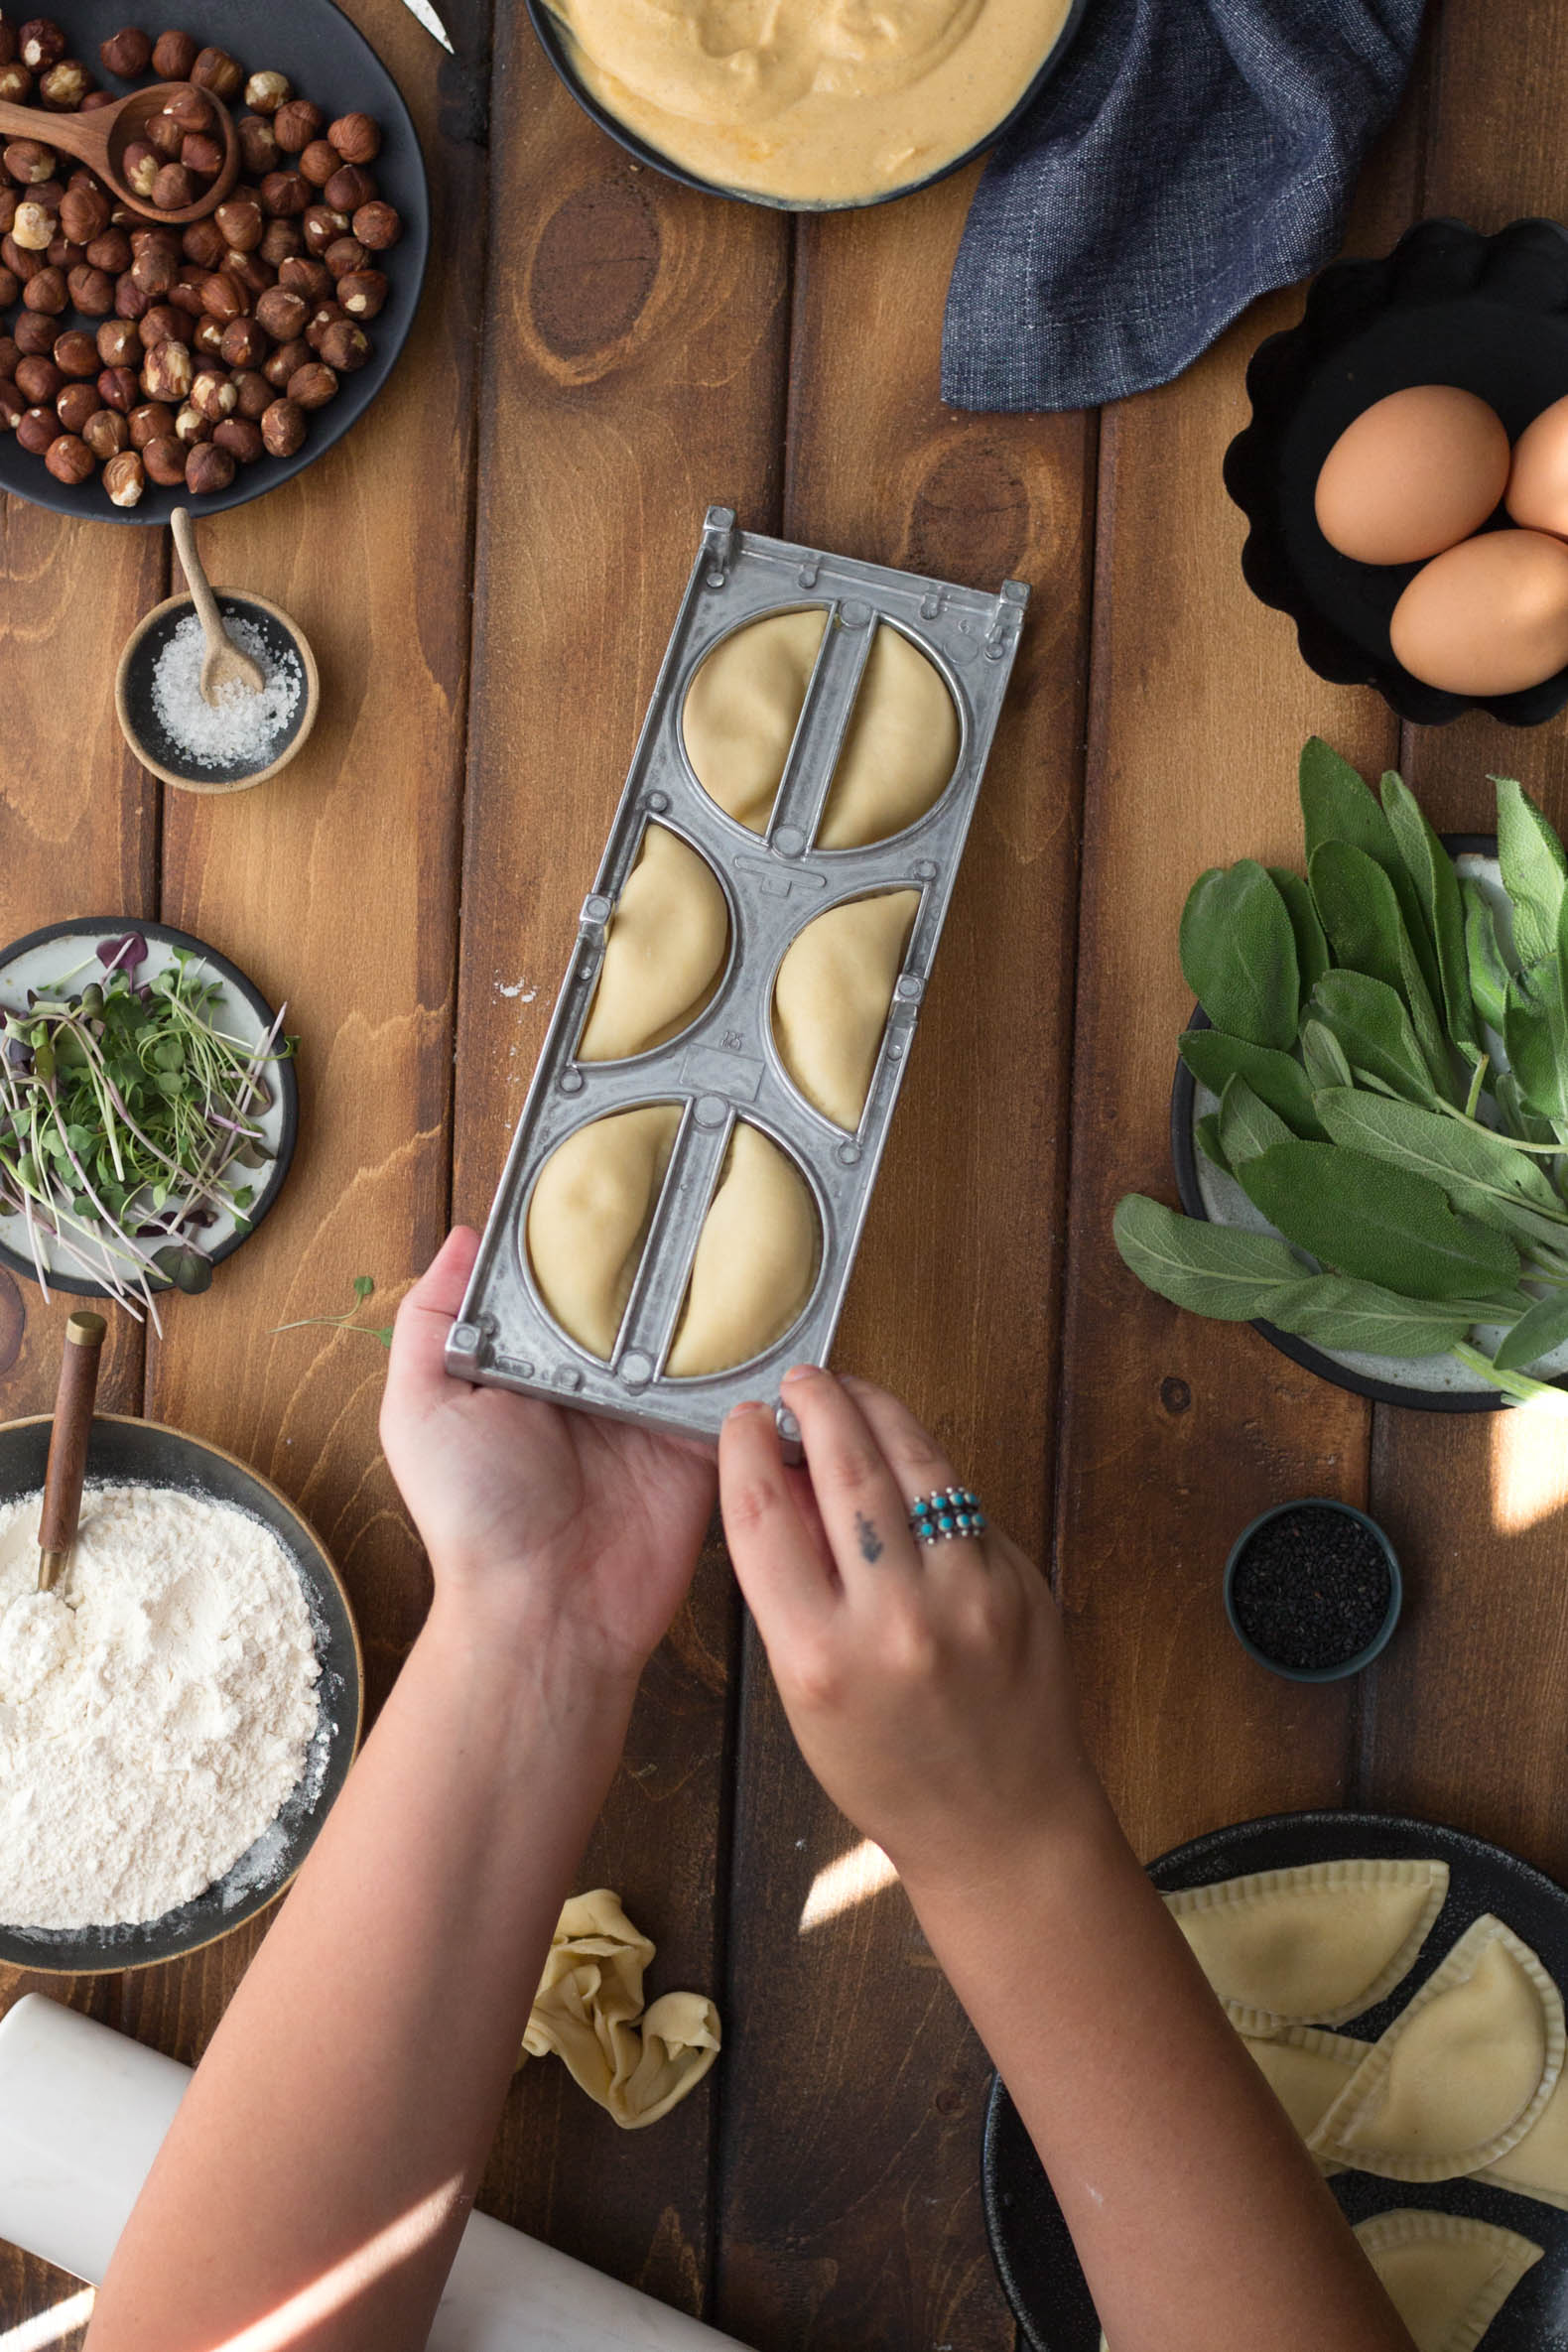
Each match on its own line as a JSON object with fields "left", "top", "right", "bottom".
{"left": 150, "top": 613, "right": 304, "bottom": 771}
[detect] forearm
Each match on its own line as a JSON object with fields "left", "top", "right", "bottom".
{"left": 906, "top": 1789, "right": 1414, "bottom": 2352}
{"left": 87, "top": 1599, "right": 635, "bottom": 2352}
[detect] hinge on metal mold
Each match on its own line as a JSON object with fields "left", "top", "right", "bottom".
{"left": 984, "top": 578, "right": 1030, "bottom": 660}
{"left": 703, "top": 506, "right": 737, "bottom": 587}
{"left": 579, "top": 892, "right": 612, "bottom": 942}
{"left": 734, "top": 853, "right": 828, "bottom": 896}
{"left": 920, "top": 583, "right": 948, "bottom": 620}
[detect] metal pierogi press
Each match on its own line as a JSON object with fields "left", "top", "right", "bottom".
{"left": 452, "top": 508, "right": 1028, "bottom": 1444}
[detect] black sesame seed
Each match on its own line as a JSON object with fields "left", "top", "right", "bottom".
{"left": 1231, "top": 1504, "right": 1392, "bottom": 1673}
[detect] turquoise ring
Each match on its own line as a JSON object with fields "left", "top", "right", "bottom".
{"left": 908, "top": 1487, "right": 987, "bottom": 1544}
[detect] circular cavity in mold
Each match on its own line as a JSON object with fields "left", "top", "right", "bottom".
{"left": 576, "top": 825, "right": 733, "bottom": 1065}
{"left": 771, "top": 887, "right": 922, "bottom": 1132}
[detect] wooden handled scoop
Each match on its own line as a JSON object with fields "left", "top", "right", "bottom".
{"left": 0, "top": 83, "right": 239, "bottom": 222}
{"left": 171, "top": 507, "right": 265, "bottom": 705}
{"left": 38, "top": 1312, "right": 107, "bottom": 1594}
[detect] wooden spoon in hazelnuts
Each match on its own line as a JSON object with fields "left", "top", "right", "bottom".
{"left": 0, "top": 82, "right": 238, "bottom": 222}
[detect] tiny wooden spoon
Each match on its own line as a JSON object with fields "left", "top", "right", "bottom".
{"left": 171, "top": 507, "right": 265, "bottom": 705}
{"left": 38, "top": 1311, "right": 107, "bottom": 1594}
{"left": 0, "top": 83, "right": 239, "bottom": 223}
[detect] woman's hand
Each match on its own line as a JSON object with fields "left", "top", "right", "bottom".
{"left": 719, "top": 1367, "right": 1100, "bottom": 1895}
{"left": 381, "top": 1228, "right": 717, "bottom": 1685}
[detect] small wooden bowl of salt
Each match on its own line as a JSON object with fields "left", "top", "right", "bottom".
{"left": 115, "top": 512, "right": 320, "bottom": 795}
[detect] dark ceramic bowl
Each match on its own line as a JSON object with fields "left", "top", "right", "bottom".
{"left": 0, "top": 0, "right": 430, "bottom": 525}
{"left": 115, "top": 591, "right": 320, "bottom": 791}
{"left": 1226, "top": 217, "right": 1568, "bottom": 725}
{"left": 0, "top": 1412, "right": 361, "bottom": 1972}
{"left": 1224, "top": 1498, "right": 1402, "bottom": 1683}
{"left": 523, "top": 0, "right": 1092, "bottom": 211}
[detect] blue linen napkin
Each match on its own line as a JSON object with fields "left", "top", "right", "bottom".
{"left": 941, "top": 0, "right": 1425, "bottom": 413}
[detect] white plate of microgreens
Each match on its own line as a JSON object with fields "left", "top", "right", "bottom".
{"left": 0, "top": 919, "right": 298, "bottom": 1324}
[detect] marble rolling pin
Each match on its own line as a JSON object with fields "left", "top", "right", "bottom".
{"left": 0, "top": 1996, "right": 753, "bottom": 2352}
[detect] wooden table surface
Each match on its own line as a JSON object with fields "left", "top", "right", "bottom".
{"left": 6, "top": 0, "right": 1568, "bottom": 2343}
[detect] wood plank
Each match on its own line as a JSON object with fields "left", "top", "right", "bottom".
{"left": 715, "top": 169, "right": 1094, "bottom": 2352}
{"left": 453, "top": 16, "right": 790, "bottom": 2310}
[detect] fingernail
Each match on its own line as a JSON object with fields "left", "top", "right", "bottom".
{"left": 781, "top": 1364, "right": 822, "bottom": 1388}
{"left": 726, "top": 1399, "right": 768, "bottom": 1420}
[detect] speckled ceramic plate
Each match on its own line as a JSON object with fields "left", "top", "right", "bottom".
{"left": 0, "top": 1412, "right": 361, "bottom": 1972}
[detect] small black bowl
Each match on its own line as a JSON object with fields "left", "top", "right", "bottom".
{"left": 116, "top": 592, "right": 319, "bottom": 793}
{"left": 1225, "top": 216, "right": 1568, "bottom": 725}
{"left": 1225, "top": 1498, "right": 1401, "bottom": 1682}
{"left": 523, "top": 0, "right": 1092, "bottom": 212}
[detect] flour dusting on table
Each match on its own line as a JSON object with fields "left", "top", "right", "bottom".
{"left": 0, "top": 1484, "right": 320, "bottom": 1931}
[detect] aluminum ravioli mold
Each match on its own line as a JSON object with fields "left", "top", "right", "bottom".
{"left": 451, "top": 508, "right": 1028, "bottom": 1445}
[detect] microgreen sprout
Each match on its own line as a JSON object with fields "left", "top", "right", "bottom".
{"left": 272, "top": 1274, "right": 394, "bottom": 1350}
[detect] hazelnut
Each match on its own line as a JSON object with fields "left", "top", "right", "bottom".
{"left": 96, "top": 318, "right": 139, "bottom": 364}
{"left": 191, "top": 314, "right": 222, "bottom": 357}
{"left": 150, "top": 29, "right": 197, "bottom": 79}
{"left": 55, "top": 378, "right": 96, "bottom": 433}
{"left": 185, "top": 438, "right": 233, "bottom": 492}
{"left": 103, "top": 448, "right": 145, "bottom": 504}
{"left": 0, "top": 334, "right": 21, "bottom": 374}
{"left": 16, "top": 404, "right": 56, "bottom": 453}
{"left": 317, "top": 318, "right": 370, "bottom": 374}
{"left": 215, "top": 195, "right": 263, "bottom": 251}
{"left": 168, "top": 269, "right": 207, "bottom": 314}
{"left": 79, "top": 87, "right": 114, "bottom": 110}
{"left": 304, "top": 299, "right": 343, "bottom": 350}
{"left": 327, "top": 112, "right": 380, "bottom": 166}
{"left": 261, "top": 333, "right": 308, "bottom": 388}
{"left": 52, "top": 327, "right": 97, "bottom": 376}
{"left": 162, "top": 82, "right": 212, "bottom": 131}
{"left": 254, "top": 284, "right": 307, "bottom": 340}
{"left": 144, "top": 108, "right": 184, "bottom": 159}
{"left": 278, "top": 254, "right": 329, "bottom": 301}
{"left": 13, "top": 352, "right": 61, "bottom": 401}
{"left": 299, "top": 139, "right": 337, "bottom": 189}
{"left": 59, "top": 183, "right": 108, "bottom": 243}
{"left": 66, "top": 262, "right": 114, "bottom": 314}
{"left": 351, "top": 200, "right": 403, "bottom": 252}
{"left": 260, "top": 169, "right": 308, "bottom": 218}
{"left": 82, "top": 405, "right": 127, "bottom": 458}
{"left": 212, "top": 413, "right": 262, "bottom": 462}
{"left": 197, "top": 268, "right": 245, "bottom": 322}
{"left": 21, "top": 263, "right": 65, "bottom": 312}
{"left": 45, "top": 431, "right": 92, "bottom": 483}
{"left": 229, "top": 366, "right": 269, "bottom": 419}
{"left": 96, "top": 362, "right": 139, "bottom": 410}
{"left": 44, "top": 233, "right": 76, "bottom": 269}
{"left": 150, "top": 164, "right": 196, "bottom": 211}
{"left": 138, "top": 301, "right": 185, "bottom": 346}
{"left": 190, "top": 46, "right": 240, "bottom": 98}
{"left": 0, "top": 62, "right": 32, "bottom": 102}
{"left": 173, "top": 397, "right": 206, "bottom": 442}
{"left": 99, "top": 28, "right": 153, "bottom": 76}
{"left": 286, "top": 359, "right": 336, "bottom": 410}
{"left": 0, "top": 266, "right": 16, "bottom": 307}
{"left": 121, "top": 140, "right": 159, "bottom": 198}
{"left": 18, "top": 21, "right": 66, "bottom": 72}
{"left": 39, "top": 58, "right": 91, "bottom": 109}
{"left": 244, "top": 69, "right": 290, "bottom": 115}
{"left": 0, "top": 377, "right": 22, "bottom": 429}
{"left": 259, "top": 394, "right": 304, "bottom": 457}
{"left": 334, "top": 268, "right": 387, "bottom": 322}
{"left": 113, "top": 271, "right": 150, "bottom": 320}
{"left": 141, "top": 430, "right": 184, "bottom": 482}
{"left": 181, "top": 215, "right": 225, "bottom": 266}
{"left": 323, "top": 164, "right": 374, "bottom": 215}
{"left": 258, "top": 216, "right": 302, "bottom": 265}
{"left": 227, "top": 249, "right": 274, "bottom": 298}
{"left": 0, "top": 186, "right": 16, "bottom": 232}
{"left": 5, "top": 138, "right": 58, "bottom": 185}
{"left": 272, "top": 98, "right": 323, "bottom": 154}
{"left": 127, "top": 398, "right": 174, "bottom": 446}
{"left": 181, "top": 133, "right": 223, "bottom": 178}
{"left": 218, "top": 315, "right": 267, "bottom": 368}
{"left": 86, "top": 226, "right": 132, "bottom": 273}
{"left": 301, "top": 204, "right": 347, "bottom": 258}
{"left": 11, "top": 198, "right": 52, "bottom": 249}
{"left": 130, "top": 241, "right": 176, "bottom": 296}
{"left": 141, "top": 337, "right": 191, "bottom": 400}
{"left": 323, "top": 235, "right": 369, "bottom": 281}
{"left": 237, "top": 115, "right": 279, "bottom": 177}
{"left": 189, "top": 365, "right": 234, "bottom": 420}
{"left": 11, "top": 308, "right": 54, "bottom": 355}
{"left": 1, "top": 234, "right": 42, "bottom": 284}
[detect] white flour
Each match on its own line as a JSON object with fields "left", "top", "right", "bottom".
{"left": 0, "top": 1483, "right": 321, "bottom": 1931}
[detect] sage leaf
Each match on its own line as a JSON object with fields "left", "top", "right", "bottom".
{"left": 1219, "top": 1075, "right": 1293, "bottom": 1167}
{"left": 1505, "top": 964, "right": 1568, "bottom": 1121}
{"left": 1112, "top": 1195, "right": 1312, "bottom": 1320}
{"left": 1494, "top": 1290, "right": 1568, "bottom": 1372}
{"left": 1266, "top": 1274, "right": 1473, "bottom": 1359}
{"left": 1194, "top": 1113, "right": 1231, "bottom": 1177}
{"left": 1179, "top": 861, "right": 1301, "bottom": 1050}
{"left": 1381, "top": 769, "right": 1479, "bottom": 1057}
{"left": 1299, "top": 739, "right": 1441, "bottom": 1006}
{"left": 1178, "top": 1028, "right": 1327, "bottom": 1139}
{"left": 1237, "top": 1140, "right": 1520, "bottom": 1300}
{"left": 1312, "top": 1088, "right": 1568, "bottom": 1257}
{"left": 1495, "top": 1069, "right": 1560, "bottom": 1149}
{"left": 1267, "top": 867, "right": 1332, "bottom": 996}
{"left": 1300, "top": 1018, "right": 1356, "bottom": 1094}
{"left": 1307, "top": 971, "right": 1441, "bottom": 1107}
{"left": 1455, "top": 1340, "right": 1568, "bottom": 1412}
{"left": 1495, "top": 775, "right": 1568, "bottom": 968}
{"left": 1463, "top": 878, "right": 1513, "bottom": 1034}
{"left": 1309, "top": 841, "right": 1456, "bottom": 1100}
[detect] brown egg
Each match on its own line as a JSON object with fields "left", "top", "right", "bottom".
{"left": 1389, "top": 529, "right": 1568, "bottom": 695}
{"left": 1314, "top": 385, "right": 1509, "bottom": 565}
{"left": 1505, "top": 393, "right": 1568, "bottom": 536}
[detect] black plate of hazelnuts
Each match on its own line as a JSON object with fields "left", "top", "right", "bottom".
{"left": 0, "top": 3, "right": 429, "bottom": 521}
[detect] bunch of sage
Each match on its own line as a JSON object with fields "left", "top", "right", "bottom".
{"left": 1114, "top": 741, "right": 1568, "bottom": 1408}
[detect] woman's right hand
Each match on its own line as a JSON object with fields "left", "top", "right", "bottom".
{"left": 718, "top": 1367, "right": 1104, "bottom": 1895}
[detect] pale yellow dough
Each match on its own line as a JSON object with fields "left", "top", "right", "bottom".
{"left": 666, "top": 1122, "right": 818, "bottom": 1376}
{"left": 817, "top": 626, "right": 959, "bottom": 849}
{"left": 1480, "top": 2038, "right": 1568, "bottom": 2207}
{"left": 526, "top": 1104, "right": 681, "bottom": 1359}
{"left": 1353, "top": 2211, "right": 1542, "bottom": 2352}
{"left": 683, "top": 609, "right": 827, "bottom": 833}
{"left": 1309, "top": 1914, "right": 1565, "bottom": 2180}
{"left": 579, "top": 827, "right": 729, "bottom": 1062}
{"left": 1240, "top": 2025, "right": 1367, "bottom": 2159}
{"left": 773, "top": 888, "right": 920, "bottom": 1129}
{"left": 1165, "top": 1858, "right": 1449, "bottom": 2033}
{"left": 520, "top": 1890, "right": 720, "bottom": 2131}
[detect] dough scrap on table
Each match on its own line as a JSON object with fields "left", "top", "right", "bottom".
{"left": 579, "top": 826, "right": 729, "bottom": 1062}
{"left": 520, "top": 1889, "right": 720, "bottom": 2130}
{"left": 666, "top": 1122, "right": 819, "bottom": 1376}
{"left": 1165, "top": 1858, "right": 1449, "bottom": 2033}
{"left": 773, "top": 887, "right": 920, "bottom": 1129}
{"left": 1352, "top": 2210, "right": 1543, "bottom": 2352}
{"left": 1309, "top": 1913, "right": 1565, "bottom": 2181}
{"left": 526, "top": 1103, "right": 681, "bottom": 1359}
{"left": 815, "top": 625, "right": 959, "bottom": 850}
{"left": 683, "top": 608, "right": 826, "bottom": 833}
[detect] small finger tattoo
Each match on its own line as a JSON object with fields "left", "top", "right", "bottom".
{"left": 854, "top": 1511, "right": 883, "bottom": 1562}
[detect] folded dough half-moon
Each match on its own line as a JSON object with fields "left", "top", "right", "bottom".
{"left": 1166, "top": 1858, "right": 1449, "bottom": 2033}
{"left": 1309, "top": 1913, "right": 1565, "bottom": 2180}
{"left": 1241, "top": 2025, "right": 1368, "bottom": 2157}
{"left": 773, "top": 888, "right": 920, "bottom": 1129}
{"left": 666, "top": 1122, "right": 818, "bottom": 1377}
{"left": 527, "top": 1104, "right": 682, "bottom": 1360}
{"left": 682, "top": 609, "right": 828, "bottom": 833}
{"left": 1480, "top": 2035, "right": 1568, "bottom": 2208}
{"left": 1353, "top": 2211, "right": 1543, "bottom": 2352}
{"left": 816, "top": 625, "right": 959, "bottom": 850}
{"left": 579, "top": 827, "right": 730, "bottom": 1062}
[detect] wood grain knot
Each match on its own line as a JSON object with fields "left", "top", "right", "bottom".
{"left": 908, "top": 442, "right": 1030, "bottom": 583}
{"left": 1160, "top": 1375, "right": 1192, "bottom": 1415}
{"left": 0, "top": 1268, "right": 23, "bottom": 1378}
{"left": 529, "top": 177, "right": 660, "bottom": 359}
